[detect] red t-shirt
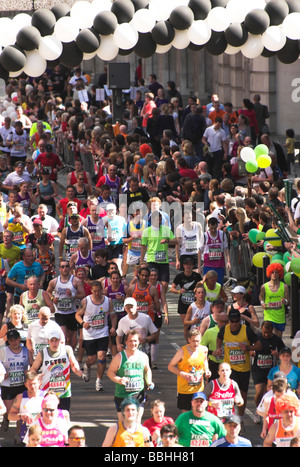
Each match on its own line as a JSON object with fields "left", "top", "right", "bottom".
{"left": 35, "top": 152, "right": 63, "bottom": 180}
{"left": 179, "top": 168, "right": 198, "bottom": 180}
{"left": 143, "top": 417, "right": 175, "bottom": 446}
{"left": 59, "top": 197, "right": 82, "bottom": 216}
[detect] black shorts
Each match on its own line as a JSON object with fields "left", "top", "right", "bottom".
{"left": 177, "top": 393, "right": 193, "bottom": 411}
{"left": 147, "top": 262, "right": 170, "bottom": 283}
{"left": 107, "top": 244, "right": 123, "bottom": 261}
{"left": 114, "top": 390, "right": 145, "bottom": 412}
{"left": 0, "top": 293, "right": 6, "bottom": 315}
{"left": 251, "top": 367, "right": 270, "bottom": 386}
{"left": 83, "top": 336, "right": 109, "bottom": 356}
{"left": 153, "top": 313, "right": 162, "bottom": 329}
{"left": 55, "top": 312, "right": 78, "bottom": 332}
{"left": 230, "top": 369, "right": 250, "bottom": 393}
{"left": 1, "top": 384, "right": 26, "bottom": 401}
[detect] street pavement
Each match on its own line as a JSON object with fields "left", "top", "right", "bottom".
{"left": 0, "top": 168, "right": 294, "bottom": 448}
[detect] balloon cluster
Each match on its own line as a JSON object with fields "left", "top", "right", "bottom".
{"left": 248, "top": 227, "right": 300, "bottom": 285}
{"left": 240, "top": 143, "right": 271, "bottom": 174}
{"left": 0, "top": 0, "right": 299, "bottom": 81}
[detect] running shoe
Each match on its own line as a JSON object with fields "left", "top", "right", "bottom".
{"left": 82, "top": 363, "right": 91, "bottom": 382}
{"left": 95, "top": 378, "right": 103, "bottom": 391}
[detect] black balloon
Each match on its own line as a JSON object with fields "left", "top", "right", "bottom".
{"left": 31, "top": 8, "right": 56, "bottom": 36}
{"left": 286, "top": 0, "right": 300, "bottom": 13}
{"left": 16, "top": 26, "right": 41, "bottom": 51}
{"left": 0, "top": 63, "right": 9, "bottom": 82}
{"left": 111, "top": 0, "right": 135, "bottom": 24}
{"left": 276, "top": 37, "right": 300, "bottom": 63}
{"left": 211, "top": 0, "right": 229, "bottom": 6}
{"left": 188, "top": 42, "right": 205, "bottom": 51}
{"left": 169, "top": 6, "right": 194, "bottom": 30}
{"left": 244, "top": 9, "right": 270, "bottom": 35}
{"left": 76, "top": 28, "right": 100, "bottom": 53}
{"left": 261, "top": 47, "right": 276, "bottom": 57}
{"left": 131, "top": 0, "right": 149, "bottom": 10}
{"left": 0, "top": 45, "right": 26, "bottom": 72}
{"left": 93, "top": 11, "right": 118, "bottom": 36}
{"left": 225, "top": 23, "right": 248, "bottom": 47}
{"left": 59, "top": 42, "right": 83, "bottom": 68}
{"left": 205, "top": 31, "right": 227, "bottom": 55}
{"left": 188, "top": 0, "right": 211, "bottom": 20}
{"left": 119, "top": 47, "right": 134, "bottom": 56}
{"left": 264, "top": 0, "right": 289, "bottom": 25}
{"left": 151, "top": 21, "right": 175, "bottom": 45}
{"left": 51, "top": 3, "right": 71, "bottom": 20}
{"left": 134, "top": 32, "right": 156, "bottom": 58}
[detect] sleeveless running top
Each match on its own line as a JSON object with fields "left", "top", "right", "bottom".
{"left": 177, "top": 345, "right": 207, "bottom": 394}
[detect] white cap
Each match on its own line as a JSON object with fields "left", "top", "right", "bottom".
{"left": 106, "top": 203, "right": 116, "bottom": 211}
{"left": 124, "top": 297, "right": 137, "bottom": 307}
{"left": 48, "top": 329, "right": 61, "bottom": 340}
{"left": 231, "top": 286, "right": 246, "bottom": 295}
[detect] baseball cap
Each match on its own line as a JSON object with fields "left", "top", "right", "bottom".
{"left": 273, "top": 371, "right": 287, "bottom": 380}
{"left": 231, "top": 286, "right": 246, "bottom": 295}
{"left": 279, "top": 346, "right": 292, "bottom": 355}
{"left": 192, "top": 392, "right": 207, "bottom": 401}
{"left": 6, "top": 329, "right": 20, "bottom": 340}
{"left": 223, "top": 414, "right": 241, "bottom": 425}
{"left": 183, "top": 257, "right": 194, "bottom": 264}
{"left": 33, "top": 217, "right": 43, "bottom": 225}
{"left": 106, "top": 203, "right": 116, "bottom": 211}
{"left": 124, "top": 297, "right": 137, "bottom": 307}
{"left": 48, "top": 329, "right": 61, "bottom": 340}
{"left": 45, "top": 144, "right": 52, "bottom": 152}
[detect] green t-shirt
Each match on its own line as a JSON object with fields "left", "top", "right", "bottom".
{"left": 175, "top": 410, "right": 226, "bottom": 447}
{"left": 201, "top": 326, "right": 223, "bottom": 364}
{"left": 115, "top": 350, "right": 145, "bottom": 399}
{"left": 141, "top": 225, "right": 174, "bottom": 263}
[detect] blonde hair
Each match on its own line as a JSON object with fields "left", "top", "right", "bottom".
{"left": 8, "top": 304, "right": 27, "bottom": 322}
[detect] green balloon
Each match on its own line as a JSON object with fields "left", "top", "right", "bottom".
{"left": 271, "top": 253, "right": 283, "bottom": 262}
{"left": 283, "top": 251, "right": 291, "bottom": 264}
{"left": 256, "top": 231, "right": 266, "bottom": 241}
{"left": 254, "top": 144, "right": 269, "bottom": 158}
{"left": 291, "top": 258, "right": 300, "bottom": 274}
{"left": 284, "top": 272, "right": 292, "bottom": 285}
{"left": 270, "top": 259, "right": 285, "bottom": 267}
{"left": 249, "top": 228, "right": 260, "bottom": 244}
{"left": 245, "top": 159, "right": 258, "bottom": 173}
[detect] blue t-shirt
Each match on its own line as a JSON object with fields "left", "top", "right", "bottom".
{"left": 104, "top": 216, "right": 127, "bottom": 245}
{"left": 267, "top": 364, "right": 300, "bottom": 391}
{"left": 210, "top": 436, "right": 252, "bottom": 447}
{"left": 7, "top": 261, "right": 44, "bottom": 296}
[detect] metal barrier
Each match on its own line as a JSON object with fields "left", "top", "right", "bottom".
{"left": 80, "top": 150, "right": 95, "bottom": 179}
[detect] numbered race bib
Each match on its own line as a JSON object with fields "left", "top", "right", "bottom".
{"left": 208, "top": 245, "right": 222, "bottom": 260}
{"left": 154, "top": 250, "right": 167, "bottom": 263}
{"left": 90, "top": 312, "right": 105, "bottom": 329}
{"left": 229, "top": 348, "right": 246, "bottom": 365}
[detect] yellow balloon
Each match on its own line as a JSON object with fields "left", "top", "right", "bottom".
{"left": 252, "top": 252, "right": 266, "bottom": 268}
{"left": 265, "top": 228, "right": 281, "bottom": 247}
{"left": 257, "top": 154, "right": 271, "bottom": 168}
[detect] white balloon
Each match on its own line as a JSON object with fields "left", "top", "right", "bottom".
{"left": 54, "top": 17, "right": 79, "bottom": 43}
{"left": 188, "top": 20, "right": 211, "bottom": 45}
{"left": 71, "top": 1, "right": 95, "bottom": 29}
{"left": 0, "top": 18, "right": 18, "bottom": 47}
{"left": 155, "top": 43, "right": 173, "bottom": 54}
{"left": 206, "top": 7, "right": 230, "bottom": 32}
{"left": 262, "top": 26, "right": 286, "bottom": 51}
{"left": 172, "top": 29, "right": 191, "bottom": 50}
{"left": 39, "top": 35, "right": 63, "bottom": 61}
{"left": 12, "top": 13, "right": 32, "bottom": 31}
{"left": 97, "top": 35, "right": 119, "bottom": 61}
{"left": 282, "top": 13, "right": 300, "bottom": 40}
{"left": 240, "top": 146, "right": 256, "bottom": 163}
{"left": 83, "top": 51, "right": 98, "bottom": 61}
{"left": 91, "top": 0, "right": 112, "bottom": 13}
{"left": 226, "top": 0, "right": 249, "bottom": 23}
{"left": 148, "top": 0, "right": 173, "bottom": 21}
{"left": 225, "top": 44, "right": 241, "bottom": 55}
{"left": 130, "top": 9, "right": 156, "bottom": 33}
{"left": 241, "top": 34, "right": 264, "bottom": 59}
{"left": 23, "top": 51, "right": 47, "bottom": 78}
{"left": 113, "top": 23, "right": 138, "bottom": 50}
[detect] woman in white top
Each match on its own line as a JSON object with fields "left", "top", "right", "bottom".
{"left": 184, "top": 283, "right": 210, "bottom": 342}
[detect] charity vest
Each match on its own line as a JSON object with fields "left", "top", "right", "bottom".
{"left": 22, "top": 289, "right": 45, "bottom": 324}
{"left": 264, "top": 282, "right": 285, "bottom": 324}
{"left": 223, "top": 324, "right": 251, "bottom": 372}
{"left": 206, "top": 379, "right": 236, "bottom": 420}
{"left": 40, "top": 345, "right": 72, "bottom": 399}
{"left": 203, "top": 230, "right": 225, "bottom": 268}
{"left": 275, "top": 416, "right": 300, "bottom": 447}
{"left": 113, "top": 422, "right": 145, "bottom": 447}
{"left": 177, "top": 345, "right": 206, "bottom": 394}
{"left": 132, "top": 283, "right": 153, "bottom": 318}
{"left": 128, "top": 220, "right": 147, "bottom": 256}
{"left": 204, "top": 282, "right": 221, "bottom": 302}
{"left": 115, "top": 350, "right": 145, "bottom": 399}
